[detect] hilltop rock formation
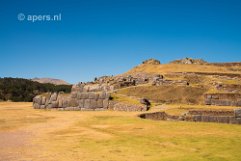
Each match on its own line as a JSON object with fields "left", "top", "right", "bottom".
{"left": 170, "top": 57, "right": 208, "bottom": 65}
{"left": 142, "top": 58, "right": 161, "bottom": 65}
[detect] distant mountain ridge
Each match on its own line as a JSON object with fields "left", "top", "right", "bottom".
{"left": 0, "top": 77, "right": 72, "bottom": 102}
{"left": 32, "top": 78, "right": 70, "bottom": 85}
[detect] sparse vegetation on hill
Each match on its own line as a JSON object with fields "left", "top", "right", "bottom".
{"left": 170, "top": 57, "right": 208, "bottom": 65}
{"left": 126, "top": 63, "right": 241, "bottom": 76}
{"left": 125, "top": 58, "right": 241, "bottom": 76}
{"left": 118, "top": 58, "right": 241, "bottom": 108}
{"left": 0, "top": 78, "right": 72, "bottom": 102}
{"left": 117, "top": 85, "right": 208, "bottom": 104}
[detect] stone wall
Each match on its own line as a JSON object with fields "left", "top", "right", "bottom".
{"left": 109, "top": 101, "right": 147, "bottom": 112}
{"left": 33, "top": 83, "right": 149, "bottom": 111}
{"left": 33, "top": 83, "right": 110, "bottom": 110}
{"left": 187, "top": 110, "right": 234, "bottom": 116}
{"left": 182, "top": 109, "right": 241, "bottom": 124}
{"left": 33, "top": 91, "right": 110, "bottom": 110}
{"left": 139, "top": 112, "right": 179, "bottom": 121}
{"left": 139, "top": 108, "right": 241, "bottom": 124}
{"left": 151, "top": 79, "right": 189, "bottom": 86}
{"left": 204, "top": 93, "right": 241, "bottom": 106}
{"left": 33, "top": 92, "right": 68, "bottom": 109}
{"left": 139, "top": 112, "right": 167, "bottom": 120}
{"left": 94, "top": 72, "right": 189, "bottom": 90}
{"left": 215, "top": 84, "right": 241, "bottom": 93}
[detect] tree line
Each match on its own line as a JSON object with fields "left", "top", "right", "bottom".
{"left": 0, "top": 77, "right": 72, "bottom": 102}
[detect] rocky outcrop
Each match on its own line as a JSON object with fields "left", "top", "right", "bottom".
{"left": 204, "top": 93, "right": 241, "bottom": 106}
{"left": 142, "top": 59, "right": 161, "bottom": 65}
{"left": 170, "top": 57, "right": 208, "bottom": 65}
{"left": 151, "top": 74, "right": 164, "bottom": 85}
{"left": 111, "top": 75, "right": 136, "bottom": 89}
{"left": 95, "top": 74, "right": 151, "bottom": 89}
{"left": 111, "top": 74, "right": 189, "bottom": 87}
{"left": 94, "top": 73, "right": 190, "bottom": 90}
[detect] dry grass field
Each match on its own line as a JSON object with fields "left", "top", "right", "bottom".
{"left": 0, "top": 102, "right": 241, "bottom": 161}
{"left": 126, "top": 63, "right": 241, "bottom": 75}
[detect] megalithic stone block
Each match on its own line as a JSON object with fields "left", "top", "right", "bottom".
{"left": 49, "top": 92, "right": 58, "bottom": 102}
{"left": 234, "top": 108, "right": 241, "bottom": 118}
{"left": 78, "top": 99, "right": 84, "bottom": 108}
{"left": 84, "top": 99, "right": 91, "bottom": 108}
{"left": 103, "top": 99, "right": 109, "bottom": 109}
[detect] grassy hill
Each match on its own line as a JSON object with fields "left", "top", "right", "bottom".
{"left": 125, "top": 63, "right": 241, "bottom": 76}
{"left": 113, "top": 58, "right": 241, "bottom": 106}
{"left": 116, "top": 85, "right": 208, "bottom": 104}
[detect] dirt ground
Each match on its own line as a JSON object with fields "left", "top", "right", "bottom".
{"left": 0, "top": 102, "right": 241, "bottom": 161}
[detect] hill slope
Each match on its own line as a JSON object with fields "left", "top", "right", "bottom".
{"left": 32, "top": 78, "right": 70, "bottom": 85}
{"left": 125, "top": 58, "right": 241, "bottom": 76}
{"left": 114, "top": 58, "right": 241, "bottom": 106}
{"left": 0, "top": 78, "right": 72, "bottom": 102}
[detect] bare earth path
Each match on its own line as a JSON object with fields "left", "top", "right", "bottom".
{"left": 0, "top": 102, "right": 99, "bottom": 160}
{"left": 0, "top": 102, "right": 241, "bottom": 161}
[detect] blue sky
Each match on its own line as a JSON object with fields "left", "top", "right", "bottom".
{"left": 0, "top": 0, "right": 241, "bottom": 83}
